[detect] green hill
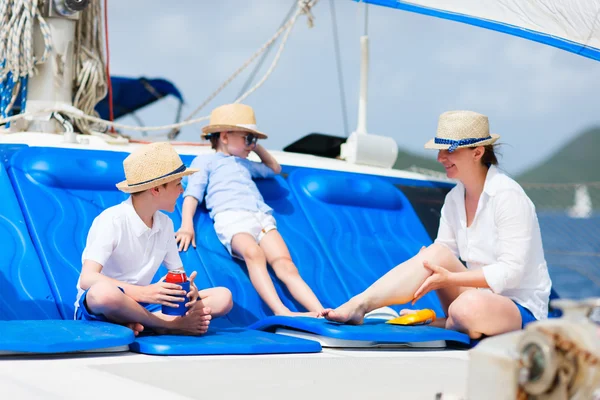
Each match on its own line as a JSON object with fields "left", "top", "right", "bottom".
{"left": 517, "top": 127, "right": 600, "bottom": 210}
{"left": 517, "top": 127, "right": 600, "bottom": 183}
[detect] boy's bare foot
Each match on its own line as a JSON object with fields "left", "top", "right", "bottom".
{"left": 319, "top": 300, "right": 368, "bottom": 325}
{"left": 125, "top": 322, "right": 144, "bottom": 336}
{"left": 157, "top": 307, "right": 212, "bottom": 336}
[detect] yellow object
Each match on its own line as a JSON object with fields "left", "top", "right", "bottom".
{"left": 386, "top": 309, "right": 436, "bottom": 326}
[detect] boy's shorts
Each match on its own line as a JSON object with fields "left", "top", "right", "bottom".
{"left": 213, "top": 210, "right": 277, "bottom": 258}
{"left": 75, "top": 287, "right": 161, "bottom": 321}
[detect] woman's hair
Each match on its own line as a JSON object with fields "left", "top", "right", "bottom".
{"left": 480, "top": 144, "right": 499, "bottom": 167}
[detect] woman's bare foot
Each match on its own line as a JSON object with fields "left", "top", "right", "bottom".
{"left": 320, "top": 299, "right": 368, "bottom": 325}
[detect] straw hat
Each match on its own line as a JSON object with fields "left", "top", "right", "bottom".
{"left": 424, "top": 110, "right": 500, "bottom": 153}
{"left": 116, "top": 142, "right": 198, "bottom": 193}
{"left": 201, "top": 103, "right": 268, "bottom": 139}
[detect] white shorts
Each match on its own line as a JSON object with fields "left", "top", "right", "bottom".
{"left": 213, "top": 210, "right": 277, "bottom": 257}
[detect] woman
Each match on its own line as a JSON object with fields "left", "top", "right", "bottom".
{"left": 320, "top": 110, "right": 552, "bottom": 339}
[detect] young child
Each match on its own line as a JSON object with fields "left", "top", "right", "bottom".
{"left": 175, "top": 103, "right": 324, "bottom": 317}
{"left": 75, "top": 142, "right": 233, "bottom": 335}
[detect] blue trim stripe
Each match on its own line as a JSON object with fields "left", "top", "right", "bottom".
{"left": 360, "top": 0, "right": 600, "bottom": 62}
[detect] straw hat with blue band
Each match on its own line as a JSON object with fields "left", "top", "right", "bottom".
{"left": 202, "top": 103, "right": 268, "bottom": 139}
{"left": 116, "top": 142, "right": 198, "bottom": 193}
{"left": 424, "top": 110, "right": 500, "bottom": 153}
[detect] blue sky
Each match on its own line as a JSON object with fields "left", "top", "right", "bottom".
{"left": 107, "top": 0, "right": 600, "bottom": 176}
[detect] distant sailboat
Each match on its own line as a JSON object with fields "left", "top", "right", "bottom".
{"left": 567, "top": 184, "right": 593, "bottom": 219}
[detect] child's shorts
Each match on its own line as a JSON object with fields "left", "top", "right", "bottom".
{"left": 213, "top": 210, "right": 277, "bottom": 257}
{"left": 75, "top": 287, "right": 161, "bottom": 321}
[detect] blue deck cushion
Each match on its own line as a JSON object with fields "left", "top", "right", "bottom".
{"left": 184, "top": 174, "right": 349, "bottom": 326}
{"left": 0, "top": 156, "right": 61, "bottom": 320}
{"left": 7, "top": 147, "right": 318, "bottom": 355}
{"left": 250, "top": 316, "right": 470, "bottom": 346}
{"left": 130, "top": 327, "right": 321, "bottom": 356}
{"left": 288, "top": 168, "right": 445, "bottom": 316}
{"left": 0, "top": 320, "right": 134, "bottom": 353}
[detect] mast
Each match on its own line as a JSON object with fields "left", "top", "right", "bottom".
{"left": 340, "top": 1, "right": 398, "bottom": 169}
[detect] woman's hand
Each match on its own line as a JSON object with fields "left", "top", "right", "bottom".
{"left": 412, "top": 260, "right": 453, "bottom": 304}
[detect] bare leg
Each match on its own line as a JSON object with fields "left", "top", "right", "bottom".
{"left": 231, "top": 233, "right": 292, "bottom": 316}
{"left": 445, "top": 290, "right": 522, "bottom": 339}
{"left": 85, "top": 281, "right": 212, "bottom": 335}
{"left": 321, "top": 243, "right": 468, "bottom": 324}
{"left": 260, "top": 230, "right": 323, "bottom": 315}
{"left": 197, "top": 287, "right": 234, "bottom": 318}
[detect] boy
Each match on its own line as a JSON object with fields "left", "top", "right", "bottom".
{"left": 76, "top": 142, "right": 233, "bottom": 335}
{"left": 175, "top": 103, "right": 324, "bottom": 317}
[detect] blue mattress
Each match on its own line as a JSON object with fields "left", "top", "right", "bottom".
{"left": 6, "top": 146, "right": 471, "bottom": 350}
{"left": 0, "top": 155, "right": 61, "bottom": 320}
{"left": 130, "top": 327, "right": 321, "bottom": 356}
{"left": 250, "top": 316, "right": 469, "bottom": 345}
{"left": 287, "top": 168, "right": 444, "bottom": 316}
{"left": 0, "top": 320, "right": 134, "bottom": 353}
{"left": 6, "top": 147, "right": 319, "bottom": 354}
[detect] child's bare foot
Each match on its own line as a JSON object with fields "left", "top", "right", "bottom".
{"left": 320, "top": 299, "right": 368, "bottom": 325}
{"left": 274, "top": 308, "right": 320, "bottom": 318}
{"left": 125, "top": 322, "right": 144, "bottom": 336}
{"left": 158, "top": 307, "right": 212, "bottom": 336}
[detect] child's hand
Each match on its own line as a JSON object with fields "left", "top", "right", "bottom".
{"left": 175, "top": 226, "right": 196, "bottom": 251}
{"left": 140, "top": 281, "right": 187, "bottom": 307}
{"left": 185, "top": 271, "right": 200, "bottom": 309}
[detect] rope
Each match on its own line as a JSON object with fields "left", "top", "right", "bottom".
{"left": 168, "top": 0, "right": 319, "bottom": 139}
{"left": 0, "top": 0, "right": 52, "bottom": 120}
{"left": 0, "top": 0, "right": 319, "bottom": 139}
{"left": 72, "top": 0, "right": 107, "bottom": 134}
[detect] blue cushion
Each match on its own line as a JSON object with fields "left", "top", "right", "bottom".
{"left": 250, "top": 316, "right": 470, "bottom": 345}
{"left": 288, "top": 168, "right": 445, "bottom": 316}
{"left": 184, "top": 174, "right": 350, "bottom": 326}
{"left": 130, "top": 327, "right": 321, "bottom": 355}
{"left": 7, "top": 147, "right": 318, "bottom": 354}
{"left": 0, "top": 154, "right": 61, "bottom": 320}
{"left": 0, "top": 320, "right": 134, "bottom": 353}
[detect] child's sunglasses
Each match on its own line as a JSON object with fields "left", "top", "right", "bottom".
{"left": 244, "top": 133, "right": 258, "bottom": 147}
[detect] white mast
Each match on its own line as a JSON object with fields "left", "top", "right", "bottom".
{"left": 340, "top": 1, "right": 398, "bottom": 169}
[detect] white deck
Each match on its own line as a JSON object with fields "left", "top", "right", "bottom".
{"left": 0, "top": 349, "right": 469, "bottom": 399}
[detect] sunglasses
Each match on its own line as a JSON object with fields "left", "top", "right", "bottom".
{"left": 243, "top": 133, "right": 258, "bottom": 147}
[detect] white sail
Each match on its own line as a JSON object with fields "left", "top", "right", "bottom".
{"left": 362, "top": 0, "right": 600, "bottom": 61}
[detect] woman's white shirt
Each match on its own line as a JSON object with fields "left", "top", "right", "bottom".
{"left": 435, "top": 165, "right": 552, "bottom": 320}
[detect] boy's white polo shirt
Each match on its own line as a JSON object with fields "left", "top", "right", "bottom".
{"left": 75, "top": 197, "right": 183, "bottom": 308}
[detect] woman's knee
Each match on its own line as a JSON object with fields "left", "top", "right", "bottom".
{"left": 86, "top": 282, "right": 124, "bottom": 312}
{"left": 448, "top": 290, "right": 486, "bottom": 327}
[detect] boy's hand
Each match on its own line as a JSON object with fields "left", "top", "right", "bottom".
{"left": 139, "top": 281, "right": 187, "bottom": 308}
{"left": 175, "top": 226, "right": 196, "bottom": 251}
{"left": 185, "top": 271, "right": 200, "bottom": 309}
